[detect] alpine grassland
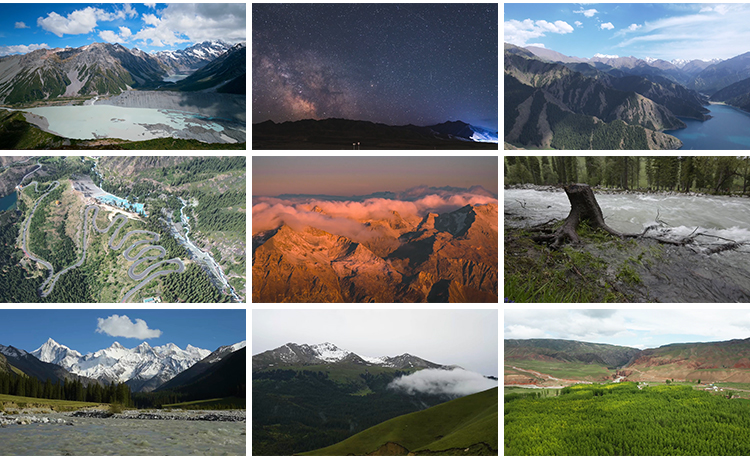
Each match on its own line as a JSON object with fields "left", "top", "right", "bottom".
{"left": 0, "top": 394, "right": 105, "bottom": 412}
{"left": 505, "top": 382, "right": 750, "bottom": 455}
{"left": 301, "top": 387, "right": 498, "bottom": 456}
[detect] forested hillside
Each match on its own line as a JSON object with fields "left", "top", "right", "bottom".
{"left": 505, "top": 156, "right": 750, "bottom": 194}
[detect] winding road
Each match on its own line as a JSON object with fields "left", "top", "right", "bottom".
{"left": 20, "top": 181, "right": 184, "bottom": 302}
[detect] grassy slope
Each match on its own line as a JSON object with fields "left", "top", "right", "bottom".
{"left": 300, "top": 387, "right": 498, "bottom": 456}
{"left": 505, "top": 359, "right": 612, "bottom": 381}
{"left": 0, "top": 394, "right": 104, "bottom": 411}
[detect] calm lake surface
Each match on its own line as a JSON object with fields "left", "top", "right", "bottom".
{"left": 666, "top": 103, "right": 750, "bottom": 150}
{"left": 0, "top": 416, "right": 246, "bottom": 455}
{"left": 0, "top": 191, "right": 17, "bottom": 211}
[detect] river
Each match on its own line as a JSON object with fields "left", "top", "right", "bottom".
{"left": 505, "top": 187, "right": 750, "bottom": 302}
{"left": 665, "top": 103, "right": 750, "bottom": 150}
{"left": 0, "top": 415, "right": 246, "bottom": 455}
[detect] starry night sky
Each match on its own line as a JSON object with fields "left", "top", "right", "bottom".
{"left": 252, "top": 3, "right": 498, "bottom": 130}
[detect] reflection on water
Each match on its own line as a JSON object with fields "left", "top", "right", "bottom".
{"left": 0, "top": 415, "right": 246, "bottom": 455}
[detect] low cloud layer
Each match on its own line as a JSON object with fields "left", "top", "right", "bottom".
{"left": 96, "top": 315, "right": 162, "bottom": 340}
{"left": 252, "top": 186, "right": 498, "bottom": 239}
{"left": 388, "top": 368, "right": 498, "bottom": 397}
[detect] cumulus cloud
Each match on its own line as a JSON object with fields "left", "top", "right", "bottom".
{"left": 99, "top": 26, "right": 133, "bottom": 43}
{"left": 601, "top": 22, "right": 615, "bottom": 30}
{"left": 14, "top": 22, "right": 29, "bottom": 29}
{"left": 144, "top": 3, "right": 156, "bottom": 9}
{"left": 627, "top": 23, "right": 642, "bottom": 31}
{"left": 574, "top": 8, "right": 599, "bottom": 18}
{"left": 504, "top": 18, "right": 574, "bottom": 47}
{"left": 0, "top": 44, "right": 49, "bottom": 56}
{"left": 252, "top": 186, "right": 498, "bottom": 239}
{"left": 574, "top": 21, "right": 583, "bottom": 28}
{"left": 133, "top": 3, "right": 245, "bottom": 47}
{"left": 388, "top": 368, "right": 498, "bottom": 397}
{"left": 96, "top": 315, "right": 162, "bottom": 340}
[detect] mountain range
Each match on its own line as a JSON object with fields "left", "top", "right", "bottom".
{"left": 252, "top": 342, "right": 448, "bottom": 372}
{"left": 253, "top": 342, "right": 493, "bottom": 455}
{"left": 252, "top": 202, "right": 498, "bottom": 302}
{"left": 505, "top": 337, "right": 750, "bottom": 385}
{"left": 0, "top": 40, "right": 245, "bottom": 105}
{"left": 252, "top": 118, "right": 499, "bottom": 149}
{"left": 22, "top": 338, "right": 245, "bottom": 392}
{"left": 505, "top": 43, "right": 750, "bottom": 150}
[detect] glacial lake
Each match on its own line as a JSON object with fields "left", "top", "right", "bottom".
{"left": 0, "top": 191, "right": 17, "bottom": 211}
{"left": 666, "top": 103, "right": 750, "bottom": 150}
{"left": 22, "top": 105, "right": 227, "bottom": 142}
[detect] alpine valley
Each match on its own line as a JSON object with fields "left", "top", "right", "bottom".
{"left": 0, "top": 40, "right": 246, "bottom": 149}
{"left": 253, "top": 342, "right": 498, "bottom": 456}
{"left": 505, "top": 43, "right": 750, "bottom": 150}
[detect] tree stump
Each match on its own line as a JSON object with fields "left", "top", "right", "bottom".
{"left": 537, "top": 184, "right": 625, "bottom": 248}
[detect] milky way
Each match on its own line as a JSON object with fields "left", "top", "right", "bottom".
{"left": 252, "top": 4, "right": 498, "bottom": 129}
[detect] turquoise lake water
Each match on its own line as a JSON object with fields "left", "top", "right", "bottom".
{"left": 97, "top": 193, "right": 145, "bottom": 215}
{"left": 0, "top": 192, "right": 17, "bottom": 211}
{"left": 666, "top": 104, "right": 750, "bottom": 150}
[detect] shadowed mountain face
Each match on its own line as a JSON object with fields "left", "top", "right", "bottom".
{"left": 252, "top": 118, "right": 499, "bottom": 150}
{"left": 252, "top": 203, "right": 498, "bottom": 303}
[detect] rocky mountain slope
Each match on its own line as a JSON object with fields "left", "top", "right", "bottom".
{"left": 165, "top": 42, "right": 245, "bottom": 94}
{"left": 709, "top": 76, "right": 750, "bottom": 111}
{"left": 152, "top": 40, "right": 232, "bottom": 74}
{"left": 0, "top": 43, "right": 166, "bottom": 104}
{"left": 0, "top": 343, "right": 90, "bottom": 384}
{"left": 32, "top": 338, "right": 211, "bottom": 392}
{"left": 505, "top": 45, "right": 686, "bottom": 150}
{"left": 252, "top": 203, "right": 498, "bottom": 302}
{"left": 252, "top": 342, "right": 447, "bottom": 372}
{"left": 505, "top": 339, "right": 640, "bottom": 368}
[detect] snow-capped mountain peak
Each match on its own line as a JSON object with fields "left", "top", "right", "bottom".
{"left": 310, "top": 342, "right": 351, "bottom": 362}
{"left": 32, "top": 339, "right": 212, "bottom": 391}
{"left": 0, "top": 344, "right": 28, "bottom": 359}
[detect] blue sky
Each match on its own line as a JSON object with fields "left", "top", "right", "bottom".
{"left": 505, "top": 3, "right": 750, "bottom": 61}
{"left": 0, "top": 3, "right": 246, "bottom": 56}
{"left": 505, "top": 309, "right": 750, "bottom": 350}
{"left": 0, "top": 309, "right": 246, "bottom": 355}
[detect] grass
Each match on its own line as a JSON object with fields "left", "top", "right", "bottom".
{"left": 162, "top": 396, "right": 245, "bottom": 410}
{"left": 504, "top": 227, "right": 627, "bottom": 303}
{"left": 505, "top": 359, "right": 613, "bottom": 381}
{"left": 0, "top": 394, "right": 104, "bottom": 411}
{"left": 300, "top": 387, "right": 497, "bottom": 455}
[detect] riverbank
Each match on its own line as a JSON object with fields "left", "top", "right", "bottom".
{"left": 505, "top": 212, "right": 750, "bottom": 303}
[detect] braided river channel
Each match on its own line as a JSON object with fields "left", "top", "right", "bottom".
{"left": 505, "top": 187, "right": 750, "bottom": 301}
{"left": 0, "top": 414, "right": 246, "bottom": 455}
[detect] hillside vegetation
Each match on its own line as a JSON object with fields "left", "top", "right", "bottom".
{"left": 301, "top": 387, "right": 498, "bottom": 456}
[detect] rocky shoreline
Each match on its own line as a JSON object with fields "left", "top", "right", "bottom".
{"left": 71, "top": 408, "right": 246, "bottom": 422}
{"left": 0, "top": 408, "right": 245, "bottom": 427}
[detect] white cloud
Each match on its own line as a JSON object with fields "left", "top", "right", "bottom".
{"left": 96, "top": 314, "right": 162, "bottom": 340}
{"left": 601, "top": 22, "right": 615, "bottom": 30}
{"left": 628, "top": 23, "right": 642, "bottom": 31}
{"left": 526, "top": 43, "right": 546, "bottom": 49}
{"left": 145, "top": 3, "right": 156, "bottom": 9}
{"left": 0, "top": 43, "right": 49, "bottom": 56}
{"left": 575, "top": 21, "right": 583, "bottom": 28}
{"left": 37, "top": 7, "right": 113, "bottom": 37}
{"left": 574, "top": 8, "right": 598, "bottom": 18}
{"left": 133, "top": 3, "right": 245, "bottom": 47}
{"left": 504, "top": 309, "right": 750, "bottom": 349}
{"left": 504, "top": 18, "right": 574, "bottom": 47}
{"left": 14, "top": 21, "right": 29, "bottom": 29}
{"left": 99, "top": 26, "right": 133, "bottom": 43}
{"left": 594, "top": 53, "right": 620, "bottom": 58}
{"left": 388, "top": 368, "right": 498, "bottom": 397}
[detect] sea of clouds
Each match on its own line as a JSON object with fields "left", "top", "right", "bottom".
{"left": 252, "top": 185, "right": 498, "bottom": 238}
